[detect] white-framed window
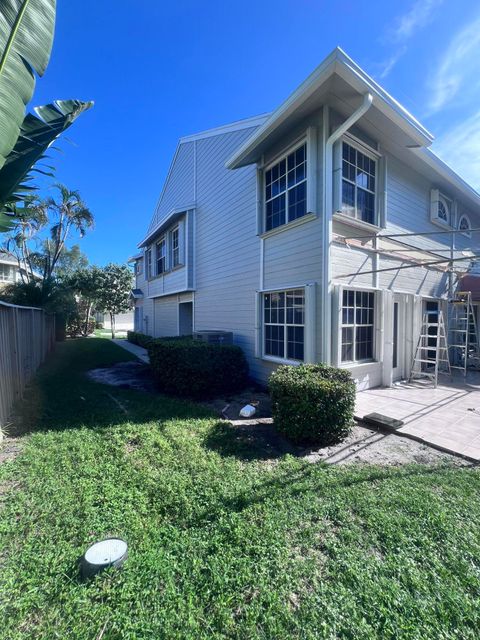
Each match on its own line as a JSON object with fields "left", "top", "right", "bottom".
{"left": 156, "top": 236, "right": 167, "bottom": 275}
{"left": 341, "top": 289, "right": 375, "bottom": 363}
{"left": 341, "top": 140, "right": 377, "bottom": 225}
{"left": 145, "top": 249, "right": 152, "bottom": 279}
{"left": 264, "top": 142, "right": 307, "bottom": 232}
{"left": 263, "top": 288, "right": 305, "bottom": 361}
{"left": 430, "top": 189, "right": 453, "bottom": 227}
{"left": 135, "top": 259, "right": 143, "bottom": 276}
{"left": 0, "top": 264, "right": 13, "bottom": 282}
{"left": 458, "top": 214, "right": 472, "bottom": 237}
{"left": 171, "top": 226, "right": 180, "bottom": 267}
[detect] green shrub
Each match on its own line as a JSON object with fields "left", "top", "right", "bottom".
{"left": 269, "top": 364, "right": 355, "bottom": 446}
{"left": 127, "top": 331, "right": 155, "bottom": 349}
{"left": 148, "top": 338, "right": 249, "bottom": 399}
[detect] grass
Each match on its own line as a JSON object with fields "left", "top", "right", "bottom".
{"left": 0, "top": 338, "right": 479, "bottom": 639}
{"left": 93, "top": 328, "right": 126, "bottom": 339}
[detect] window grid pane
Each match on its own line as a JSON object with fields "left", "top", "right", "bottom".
{"left": 265, "top": 143, "right": 307, "bottom": 230}
{"left": 341, "top": 141, "right": 376, "bottom": 224}
{"left": 341, "top": 289, "right": 375, "bottom": 363}
{"left": 156, "top": 237, "right": 166, "bottom": 275}
{"left": 171, "top": 228, "right": 180, "bottom": 267}
{"left": 264, "top": 289, "right": 305, "bottom": 361}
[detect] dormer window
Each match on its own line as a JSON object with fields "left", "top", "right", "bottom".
{"left": 265, "top": 142, "right": 307, "bottom": 231}
{"left": 459, "top": 214, "right": 472, "bottom": 237}
{"left": 430, "top": 189, "right": 452, "bottom": 228}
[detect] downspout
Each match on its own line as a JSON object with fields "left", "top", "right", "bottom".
{"left": 321, "top": 92, "right": 374, "bottom": 363}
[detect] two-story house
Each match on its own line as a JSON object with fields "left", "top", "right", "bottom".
{"left": 0, "top": 252, "right": 31, "bottom": 291}
{"left": 131, "top": 48, "right": 480, "bottom": 390}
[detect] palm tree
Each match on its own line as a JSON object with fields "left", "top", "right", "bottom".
{"left": 42, "top": 184, "right": 94, "bottom": 281}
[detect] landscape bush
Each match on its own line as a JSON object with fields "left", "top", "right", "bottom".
{"left": 148, "top": 338, "right": 249, "bottom": 399}
{"left": 66, "top": 316, "right": 95, "bottom": 338}
{"left": 269, "top": 363, "right": 356, "bottom": 446}
{"left": 127, "top": 331, "right": 155, "bottom": 349}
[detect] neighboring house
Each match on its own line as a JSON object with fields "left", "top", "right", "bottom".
{"left": 131, "top": 48, "right": 480, "bottom": 390}
{"left": 95, "top": 311, "right": 134, "bottom": 332}
{"left": 0, "top": 252, "right": 31, "bottom": 291}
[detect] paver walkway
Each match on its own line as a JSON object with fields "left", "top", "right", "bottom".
{"left": 112, "top": 339, "right": 150, "bottom": 364}
{"left": 355, "top": 373, "right": 480, "bottom": 461}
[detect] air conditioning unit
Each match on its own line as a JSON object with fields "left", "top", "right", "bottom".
{"left": 193, "top": 330, "right": 233, "bottom": 345}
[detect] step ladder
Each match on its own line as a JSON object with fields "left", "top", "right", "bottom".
{"left": 448, "top": 291, "right": 480, "bottom": 375}
{"left": 410, "top": 310, "right": 451, "bottom": 388}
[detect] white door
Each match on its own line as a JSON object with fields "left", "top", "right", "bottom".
{"left": 392, "top": 294, "right": 406, "bottom": 381}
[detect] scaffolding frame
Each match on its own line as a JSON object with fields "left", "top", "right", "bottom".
{"left": 333, "top": 224, "right": 480, "bottom": 376}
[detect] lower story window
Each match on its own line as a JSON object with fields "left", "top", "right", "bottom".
{"left": 341, "top": 289, "right": 375, "bottom": 362}
{"left": 264, "top": 288, "right": 305, "bottom": 360}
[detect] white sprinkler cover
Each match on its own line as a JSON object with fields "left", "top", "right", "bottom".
{"left": 85, "top": 538, "right": 128, "bottom": 566}
{"left": 239, "top": 404, "right": 256, "bottom": 418}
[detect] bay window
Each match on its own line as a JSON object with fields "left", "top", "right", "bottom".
{"left": 264, "top": 288, "right": 305, "bottom": 361}
{"left": 156, "top": 236, "right": 167, "bottom": 275}
{"left": 341, "top": 141, "right": 377, "bottom": 225}
{"left": 171, "top": 227, "right": 180, "bottom": 267}
{"left": 341, "top": 289, "right": 375, "bottom": 363}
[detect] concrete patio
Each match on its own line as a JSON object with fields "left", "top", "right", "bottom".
{"left": 355, "top": 372, "right": 480, "bottom": 461}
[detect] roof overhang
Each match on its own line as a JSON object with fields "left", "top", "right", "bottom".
{"left": 411, "top": 147, "right": 480, "bottom": 211}
{"left": 128, "top": 253, "right": 143, "bottom": 263}
{"left": 130, "top": 289, "right": 144, "bottom": 300}
{"left": 226, "top": 47, "right": 433, "bottom": 170}
{"left": 138, "top": 204, "right": 195, "bottom": 248}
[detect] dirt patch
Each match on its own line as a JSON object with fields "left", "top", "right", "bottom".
{"left": 87, "top": 362, "right": 156, "bottom": 392}
{"left": 0, "top": 438, "right": 23, "bottom": 465}
{"left": 208, "top": 419, "right": 468, "bottom": 466}
{"left": 202, "top": 386, "right": 272, "bottom": 420}
{"left": 302, "top": 424, "right": 469, "bottom": 466}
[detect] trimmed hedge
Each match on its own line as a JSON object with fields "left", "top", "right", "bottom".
{"left": 127, "top": 331, "right": 155, "bottom": 349}
{"left": 148, "top": 338, "right": 249, "bottom": 399}
{"left": 269, "top": 364, "right": 355, "bottom": 446}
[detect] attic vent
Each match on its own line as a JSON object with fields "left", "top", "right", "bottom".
{"left": 193, "top": 331, "right": 233, "bottom": 345}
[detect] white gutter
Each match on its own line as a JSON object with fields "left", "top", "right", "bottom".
{"left": 321, "top": 92, "right": 374, "bottom": 363}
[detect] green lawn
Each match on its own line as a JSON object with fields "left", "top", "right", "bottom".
{"left": 0, "top": 339, "right": 479, "bottom": 639}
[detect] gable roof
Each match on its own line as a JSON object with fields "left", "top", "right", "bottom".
{"left": 225, "top": 46, "right": 480, "bottom": 210}
{"left": 226, "top": 47, "right": 433, "bottom": 170}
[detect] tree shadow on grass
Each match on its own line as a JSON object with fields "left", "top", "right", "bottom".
{"left": 8, "top": 338, "right": 214, "bottom": 437}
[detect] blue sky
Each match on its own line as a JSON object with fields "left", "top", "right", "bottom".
{"left": 32, "top": 0, "right": 480, "bottom": 265}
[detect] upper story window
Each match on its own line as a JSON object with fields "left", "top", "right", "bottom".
{"left": 265, "top": 143, "right": 307, "bottom": 231}
{"left": 156, "top": 236, "right": 167, "bottom": 275}
{"left": 341, "top": 141, "right": 376, "bottom": 225}
{"left": 458, "top": 214, "right": 471, "bottom": 237}
{"left": 0, "top": 264, "right": 13, "bottom": 282}
{"left": 135, "top": 260, "right": 143, "bottom": 276}
{"left": 430, "top": 189, "right": 452, "bottom": 227}
{"left": 146, "top": 249, "right": 152, "bottom": 278}
{"left": 171, "top": 227, "right": 180, "bottom": 268}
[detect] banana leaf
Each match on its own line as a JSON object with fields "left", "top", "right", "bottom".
{"left": 0, "top": 0, "right": 56, "bottom": 170}
{"left": 0, "top": 99, "right": 94, "bottom": 211}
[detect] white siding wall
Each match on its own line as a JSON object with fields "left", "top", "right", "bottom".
{"left": 148, "top": 142, "right": 195, "bottom": 233}
{"left": 153, "top": 295, "right": 178, "bottom": 337}
{"left": 136, "top": 105, "right": 480, "bottom": 390}
{"left": 193, "top": 127, "right": 268, "bottom": 380}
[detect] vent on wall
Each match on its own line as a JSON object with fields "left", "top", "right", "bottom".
{"left": 193, "top": 331, "right": 233, "bottom": 345}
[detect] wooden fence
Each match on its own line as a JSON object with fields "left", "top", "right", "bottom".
{"left": 0, "top": 301, "right": 55, "bottom": 430}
